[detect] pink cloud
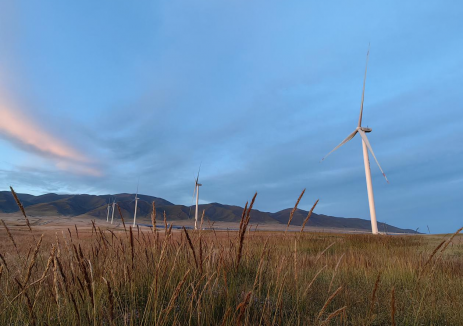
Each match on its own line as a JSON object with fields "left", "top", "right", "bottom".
{"left": 0, "top": 103, "right": 102, "bottom": 176}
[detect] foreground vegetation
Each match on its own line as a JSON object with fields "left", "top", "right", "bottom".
{"left": 0, "top": 195, "right": 462, "bottom": 325}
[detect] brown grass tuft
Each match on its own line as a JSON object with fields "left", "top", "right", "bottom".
{"left": 420, "top": 240, "right": 446, "bottom": 277}
{"left": 368, "top": 272, "right": 381, "bottom": 320}
{"left": 319, "top": 306, "right": 347, "bottom": 326}
{"left": 10, "top": 186, "right": 31, "bottom": 231}
{"left": 0, "top": 252, "right": 9, "bottom": 273}
{"left": 440, "top": 226, "right": 463, "bottom": 253}
{"left": 164, "top": 210, "right": 168, "bottom": 237}
{"left": 236, "top": 291, "right": 252, "bottom": 326}
{"left": 129, "top": 226, "right": 134, "bottom": 268}
{"left": 102, "top": 277, "right": 114, "bottom": 324}
{"left": 151, "top": 201, "right": 156, "bottom": 233}
{"left": 391, "top": 287, "right": 396, "bottom": 326}
{"left": 24, "top": 234, "right": 43, "bottom": 285}
{"left": 300, "top": 199, "right": 319, "bottom": 233}
{"left": 236, "top": 193, "right": 257, "bottom": 271}
{"left": 159, "top": 269, "right": 191, "bottom": 324}
{"left": 1, "top": 219, "right": 18, "bottom": 252}
{"left": 117, "top": 204, "right": 127, "bottom": 232}
{"left": 285, "top": 188, "right": 305, "bottom": 233}
{"left": 317, "top": 286, "right": 343, "bottom": 320}
{"left": 183, "top": 227, "right": 198, "bottom": 270}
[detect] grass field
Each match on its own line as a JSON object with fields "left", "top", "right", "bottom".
{"left": 0, "top": 212, "right": 462, "bottom": 326}
{"left": 0, "top": 190, "right": 462, "bottom": 325}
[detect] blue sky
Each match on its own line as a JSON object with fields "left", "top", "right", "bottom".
{"left": 0, "top": 1, "right": 462, "bottom": 233}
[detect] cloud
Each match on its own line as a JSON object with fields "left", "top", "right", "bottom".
{"left": 0, "top": 102, "right": 102, "bottom": 176}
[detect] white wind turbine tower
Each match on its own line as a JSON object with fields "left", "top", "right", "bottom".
{"left": 321, "top": 47, "right": 389, "bottom": 235}
{"left": 132, "top": 183, "right": 140, "bottom": 228}
{"left": 110, "top": 198, "right": 116, "bottom": 224}
{"left": 106, "top": 199, "right": 111, "bottom": 222}
{"left": 189, "top": 165, "right": 202, "bottom": 230}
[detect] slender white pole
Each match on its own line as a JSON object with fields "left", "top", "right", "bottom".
{"left": 133, "top": 198, "right": 138, "bottom": 227}
{"left": 106, "top": 204, "right": 110, "bottom": 222}
{"left": 362, "top": 139, "right": 378, "bottom": 234}
{"left": 195, "top": 184, "right": 199, "bottom": 230}
{"left": 111, "top": 201, "right": 115, "bottom": 224}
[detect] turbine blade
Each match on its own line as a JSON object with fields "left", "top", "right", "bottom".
{"left": 358, "top": 129, "right": 389, "bottom": 183}
{"left": 196, "top": 163, "right": 202, "bottom": 183}
{"left": 321, "top": 130, "right": 358, "bottom": 161}
{"left": 358, "top": 44, "right": 370, "bottom": 127}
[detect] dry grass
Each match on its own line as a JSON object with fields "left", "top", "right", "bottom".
{"left": 10, "top": 186, "right": 31, "bottom": 231}
{"left": 151, "top": 202, "right": 156, "bottom": 233}
{"left": 117, "top": 204, "right": 127, "bottom": 232}
{"left": 285, "top": 188, "right": 305, "bottom": 233}
{"left": 0, "top": 195, "right": 462, "bottom": 325}
{"left": 301, "top": 199, "right": 319, "bottom": 233}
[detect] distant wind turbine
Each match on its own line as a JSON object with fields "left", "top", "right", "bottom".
{"left": 321, "top": 46, "right": 389, "bottom": 235}
{"left": 110, "top": 198, "right": 116, "bottom": 224}
{"left": 132, "top": 182, "right": 140, "bottom": 227}
{"left": 106, "top": 199, "right": 111, "bottom": 222}
{"left": 189, "top": 165, "right": 202, "bottom": 230}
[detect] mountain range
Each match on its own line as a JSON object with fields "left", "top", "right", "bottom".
{"left": 0, "top": 191, "right": 418, "bottom": 233}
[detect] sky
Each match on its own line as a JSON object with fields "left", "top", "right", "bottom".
{"left": 0, "top": 1, "right": 462, "bottom": 233}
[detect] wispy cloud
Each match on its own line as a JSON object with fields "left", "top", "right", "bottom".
{"left": 0, "top": 102, "right": 101, "bottom": 176}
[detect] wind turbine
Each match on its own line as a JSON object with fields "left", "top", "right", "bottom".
{"left": 132, "top": 182, "right": 140, "bottom": 228}
{"left": 110, "top": 198, "right": 116, "bottom": 224}
{"left": 321, "top": 47, "right": 389, "bottom": 235}
{"left": 106, "top": 199, "right": 111, "bottom": 222}
{"left": 189, "top": 165, "right": 202, "bottom": 230}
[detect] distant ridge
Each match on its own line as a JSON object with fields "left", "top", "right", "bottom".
{"left": 0, "top": 191, "right": 418, "bottom": 234}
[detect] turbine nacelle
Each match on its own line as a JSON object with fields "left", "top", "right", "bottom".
{"left": 359, "top": 127, "right": 372, "bottom": 133}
